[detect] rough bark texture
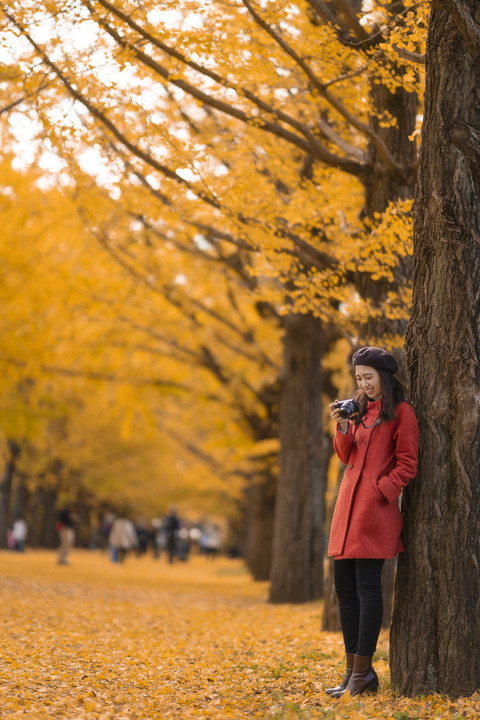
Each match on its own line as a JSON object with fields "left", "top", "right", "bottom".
{"left": 269, "top": 314, "right": 330, "bottom": 602}
{"left": 390, "top": 1, "right": 480, "bottom": 697}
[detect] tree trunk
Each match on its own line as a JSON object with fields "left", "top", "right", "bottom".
{"left": 245, "top": 470, "right": 276, "bottom": 581}
{"left": 0, "top": 439, "right": 20, "bottom": 548}
{"left": 269, "top": 313, "right": 330, "bottom": 602}
{"left": 12, "top": 473, "right": 29, "bottom": 523}
{"left": 322, "top": 462, "right": 344, "bottom": 630}
{"left": 30, "top": 485, "right": 58, "bottom": 548}
{"left": 29, "top": 485, "right": 43, "bottom": 548}
{"left": 74, "top": 484, "right": 94, "bottom": 548}
{"left": 322, "top": 557, "right": 341, "bottom": 631}
{"left": 39, "top": 487, "right": 58, "bottom": 548}
{"left": 390, "top": 1, "right": 480, "bottom": 697}
{"left": 381, "top": 558, "right": 397, "bottom": 628}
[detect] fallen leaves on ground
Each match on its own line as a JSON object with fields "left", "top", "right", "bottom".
{"left": 0, "top": 551, "right": 478, "bottom": 719}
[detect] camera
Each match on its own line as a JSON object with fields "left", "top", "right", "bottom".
{"left": 333, "top": 398, "right": 360, "bottom": 419}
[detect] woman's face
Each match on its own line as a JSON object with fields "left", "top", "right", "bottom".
{"left": 355, "top": 365, "right": 382, "bottom": 399}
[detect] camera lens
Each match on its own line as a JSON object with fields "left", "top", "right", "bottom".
{"left": 335, "top": 399, "right": 358, "bottom": 419}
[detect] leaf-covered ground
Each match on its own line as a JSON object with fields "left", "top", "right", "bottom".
{"left": 0, "top": 551, "right": 478, "bottom": 719}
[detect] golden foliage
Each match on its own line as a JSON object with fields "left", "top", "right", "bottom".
{"left": 0, "top": 0, "right": 427, "bottom": 326}
{"left": 0, "top": 155, "right": 281, "bottom": 518}
{"left": 0, "top": 0, "right": 429, "bottom": 516}
{"left": 1, "top": 550, "right": 478, "bottom": 719}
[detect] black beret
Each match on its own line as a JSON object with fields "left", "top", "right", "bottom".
{"left": 352, "top": 346, "right": 399, "bottom": 374}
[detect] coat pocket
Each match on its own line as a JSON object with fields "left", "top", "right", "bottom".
{"left": 368, "top": 475, "right": 385, "bottom": 503}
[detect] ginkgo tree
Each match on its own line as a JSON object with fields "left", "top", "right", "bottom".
{"left": 390, "top": 0, "right": 480, "bottom": 697}
{"left": 0, "top": 152, "right": 287, "bottom": 563}
{"left": 1, "top": 158, "right": 274, "bottom": 540}
{"left": 0, "top": 0, "right": 426, "bottom": 601}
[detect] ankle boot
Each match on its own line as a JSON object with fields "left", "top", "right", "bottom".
{"left": 325, "top": 653, "right": 354, "bottom": 695}
{"left": 331, "top": 654, "right": 379, "bottom": 698}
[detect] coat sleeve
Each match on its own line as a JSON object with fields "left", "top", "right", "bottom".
{"left": 333, "top": 422, "right": 355, "bottom": 465}
{"left": 377, "top": 403, "right": 419, "bottom": 503}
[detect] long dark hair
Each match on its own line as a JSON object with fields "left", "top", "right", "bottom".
{"left": 353, "top": 369, "right": 410, "bottom": 424}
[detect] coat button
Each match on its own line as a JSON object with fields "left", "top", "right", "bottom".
{"left": 348, "top": 464, "right": 353, "bottom": 469}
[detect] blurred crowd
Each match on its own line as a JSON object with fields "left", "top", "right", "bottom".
{"left": 98, "top": 506, "right": 224, "bottom": 564}
{"left": 6, "top": 504, "right": 228, "bottom": 566}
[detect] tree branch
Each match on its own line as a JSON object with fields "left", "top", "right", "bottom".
{"left": 121, "top": 151, "right": 338, "bottom": 273}
{"left": 330, "top": 0, "right": 371, "bottom": 41}
{"left": 317, "top": 116, "right": 366, "bottom": 162}
{"left": 85, "top": 0, "right": 366, "bottom": 176}
{"left": 0, "top": 94, "right": 27, "bottom": 115}
{"left": 3, "top": 355, "right": 202, "bottom": 394}
{"left": 81, "top": 0, "right": 364, "bottom": 175}
{"left": 391, "top": 44, "right": 425, "bottom": 66}
{"left": 120, "top": 159, "right": 253, "bottom": 253}
{"left": 0, "top": 79, "right": 52, "bottom": 115}
{"left": 0, "top": 7, "right": 225, "bottom": 207}
{"left": 240, "top": 0, "right": 410, "bottom": 176}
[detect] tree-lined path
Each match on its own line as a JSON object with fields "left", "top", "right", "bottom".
{"left": 0, "top": 551, "right": 478, "bottom": 719}
{"left": 1, "top": 0, "right": 480, "bottom": 701}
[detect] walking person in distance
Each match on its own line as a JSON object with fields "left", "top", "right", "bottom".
{"left": 56, "top": 504, "right": 77, "bottom": 566}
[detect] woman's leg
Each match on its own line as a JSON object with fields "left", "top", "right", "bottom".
{"left": 331, "top": 559, "right": 384, "bottom": 698}
{"left": 334, "top": 559, "right": 360, "bottom": 654}
{"left": 355, "top": 559, "right": 384, "bottom": 657}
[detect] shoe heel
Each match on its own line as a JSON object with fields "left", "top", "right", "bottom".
{"left": 367, "top": 676, "right": 379, "bottom": 693}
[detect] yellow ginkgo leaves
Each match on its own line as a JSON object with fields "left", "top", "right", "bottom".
{"left": 1, "top": 550, "right": 479, "bottom": 720}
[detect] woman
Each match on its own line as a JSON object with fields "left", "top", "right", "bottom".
{"left": 326, "top": 346, "right": 419, "bottom": 698}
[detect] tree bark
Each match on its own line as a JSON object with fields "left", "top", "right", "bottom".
{"left": 390, "top": 1, "right": 480, "bottom": 697}
{"left": 269, "top": 313, "right": 330, "bottom": 602}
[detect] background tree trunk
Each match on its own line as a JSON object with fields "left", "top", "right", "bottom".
{"left": 321, "top": 557, "right": 341, "bottom": 631}
{"left": 269, "top": 313, "right": 329, "bottom": 602}
{"left": 39, "top": 487, "right": 58, "bottom": 548}
{"left": 381, "top": 559, "right": 397, "bottom": 629}
{"left": 322, "top": 463, "right": 344, "bottom": 631}
{"left": 0, "top": 439, "right": 20, "bottom": 547}
{"left": 30, "top": 485, "right": 58, "bottom": 548}
{"left": 391, "top": 1, "right": 480, "bottom": 697}
{"left": 12, "top": 473, "right": 29, "bottom": 524}
{"left": 245, "top": 471, "right": 276, "bottom": 581}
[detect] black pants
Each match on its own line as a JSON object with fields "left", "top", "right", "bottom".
{"left": 334, "top": 558, "right": 384, "bottom": 657}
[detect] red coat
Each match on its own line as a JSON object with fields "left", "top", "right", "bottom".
{"left": 327, "top": 399, "right": 419, "bottom": 559}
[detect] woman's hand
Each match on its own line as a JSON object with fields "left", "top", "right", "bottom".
{"left": 329, "top": 401, "right": 349, "bottom": 433}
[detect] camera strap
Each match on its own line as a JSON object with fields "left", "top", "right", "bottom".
{"left": 360, "top": 417, "right": 382, "bottom": 430}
